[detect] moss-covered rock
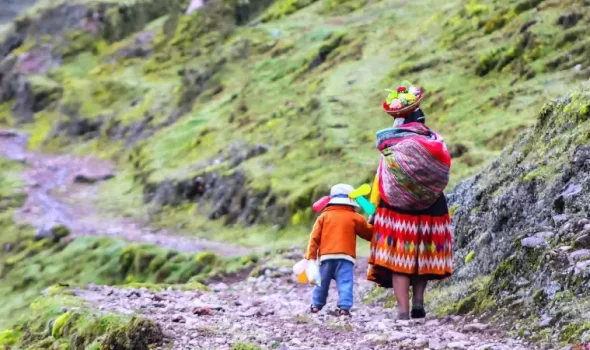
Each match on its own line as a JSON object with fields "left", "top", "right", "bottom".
{"left": 0, "top": 328, "right": 22, "bottom": 347}
{"left": 2, "top": 291, "right": 163, "bottom": 350}
{"left": 446, "top": 87, "right": 590, "bottom": 342}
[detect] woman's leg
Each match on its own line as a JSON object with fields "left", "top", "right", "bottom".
{"left": 410, "top": 276, "right": 427, "bottom": 318}
{"left": 392, "top": 273, "right": 410, "bottom": 318}
{"left": 411, "top": 276, "right": 427, "bottom": 305}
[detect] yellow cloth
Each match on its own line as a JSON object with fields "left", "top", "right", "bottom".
{"left": 370, "top": 174, "right": 380, "bottom": 207}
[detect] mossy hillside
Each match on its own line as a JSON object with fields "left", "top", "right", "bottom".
{"left": 0, "top": 290, "right": 163, "bottom": 350}
{"left": 0, "top": 233, "right": 255, "bottom": 330}
{"left": 1, "top": 0, "right": 589, "bottom": 244}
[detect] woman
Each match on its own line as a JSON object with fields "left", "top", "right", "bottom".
{"left": 367, "top": 99, "right": 453, "bottom": 320}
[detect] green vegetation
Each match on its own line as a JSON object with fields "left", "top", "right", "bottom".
{"left": 232, "top": 342, "right": 264, "bottom": 350}
{"left": 0, "top": 158, "right": 27, "bottom": 246}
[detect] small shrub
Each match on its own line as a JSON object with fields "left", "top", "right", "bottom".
{"left": 260, "top": 0, "right": 318, "bottom": 22}
{"left": 195, "top": 251, "right": 218, "bottom": 266}
{"left": 475, "top": 48, "right": 503, "bottom": 76}
{"left": 483, "top": 14, "right": 507, "bottom": 34}
{"left": 232, "top": 342, "right": 263, "bottom": 350}
{"left": 52, "top": 311, "right": 74, "bottom": 338}
{"left": 513, "top": 0, "right": 544, "bottom": 15}
{"left": 0, "top": 329, "right": 22, "bottom": 346}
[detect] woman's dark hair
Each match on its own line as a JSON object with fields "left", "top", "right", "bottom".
{"left": 404, "top": 109, "right": 426, "bottom": 124}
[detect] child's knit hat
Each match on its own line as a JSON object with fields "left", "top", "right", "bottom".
{"left": 327, "top": 184, "right": 359, "bottom": 207}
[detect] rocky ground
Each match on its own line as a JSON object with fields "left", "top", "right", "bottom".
{"left": 77, "top": 260, "right": 531, "bottom": 350}
{"left": 0, "top": 129, "right": 251, "bottom": 256}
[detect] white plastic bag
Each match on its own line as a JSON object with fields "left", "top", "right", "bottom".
{"left": 306, "top": 260, "right": 321, "bottom": 286}
{"left": 293, "top": 259, "right": 309, "bottom": 284}
{"left": 293, "top": 259, "right": 308, "bottom": 275}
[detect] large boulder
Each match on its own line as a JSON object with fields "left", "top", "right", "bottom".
{"left": 447, "top": 88, "right": 590, "bottom": 342}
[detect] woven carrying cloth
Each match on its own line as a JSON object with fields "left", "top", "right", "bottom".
{"left": 367, "top": 197, "right": 453, "bottom": 285}
{"left": 376, "top": 122, "right": 451, "bottom": 212}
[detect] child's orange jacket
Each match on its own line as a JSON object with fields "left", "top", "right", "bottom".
{"left": 305, "top": 206, "right": 373, "bottom": 264}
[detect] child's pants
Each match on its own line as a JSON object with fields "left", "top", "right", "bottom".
{"left": 311, "top": 259, "right": 354, "bottom": 310}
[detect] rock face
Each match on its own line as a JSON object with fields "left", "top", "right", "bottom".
{"left": 143, "top": 142, "right": 286, "bottom": 227}
{"left": 447, "top": 88, "right": 590, "bottom": 342}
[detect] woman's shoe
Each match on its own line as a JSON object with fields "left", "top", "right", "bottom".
{"left": 411, "top": 305, "right": 426, "bottom": 319}
{"left": 396, "top": 312, "right": 410, "bottom": 320}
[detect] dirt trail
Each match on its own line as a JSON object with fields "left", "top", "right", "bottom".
{"left": 77, "top": 259, "right": 532, "bottom": 350}
{"left": 0, "top": 129, "right": 251, "bottom": 257}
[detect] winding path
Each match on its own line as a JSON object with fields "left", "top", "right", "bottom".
{"left": 1, "top": 129, "right": 533, "bottom": 349}
{"left": 0, "top": 129, "right": 251, "bottom": 257}
{"left": 77, "top": 259, "right": 532, "bottom": 349}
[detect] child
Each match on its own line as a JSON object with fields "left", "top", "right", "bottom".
{"left": 305, "top": 184, "right": 373, "bottom": 316}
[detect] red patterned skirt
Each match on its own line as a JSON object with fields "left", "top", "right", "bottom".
{"left": 367, "top": 195, "right": 453, "bottom": 288}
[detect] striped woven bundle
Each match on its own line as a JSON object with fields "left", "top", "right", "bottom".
{"left": 376, "top": 123, "right": 451, "bottom": 211}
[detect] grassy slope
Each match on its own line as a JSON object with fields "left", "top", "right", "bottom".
{"left": 1, "top": 0, "right": 589, "bottom": 247}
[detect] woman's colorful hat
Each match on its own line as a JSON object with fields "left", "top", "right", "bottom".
{"left": 382, "top": 82, "right": 423, "bottom": 118}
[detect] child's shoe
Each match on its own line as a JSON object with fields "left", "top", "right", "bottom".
{"left": 310, "top": 305, "right": 321, "bottom": 314}
{"left": 338, "top": 309, "right": 351, "bottom": 317}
